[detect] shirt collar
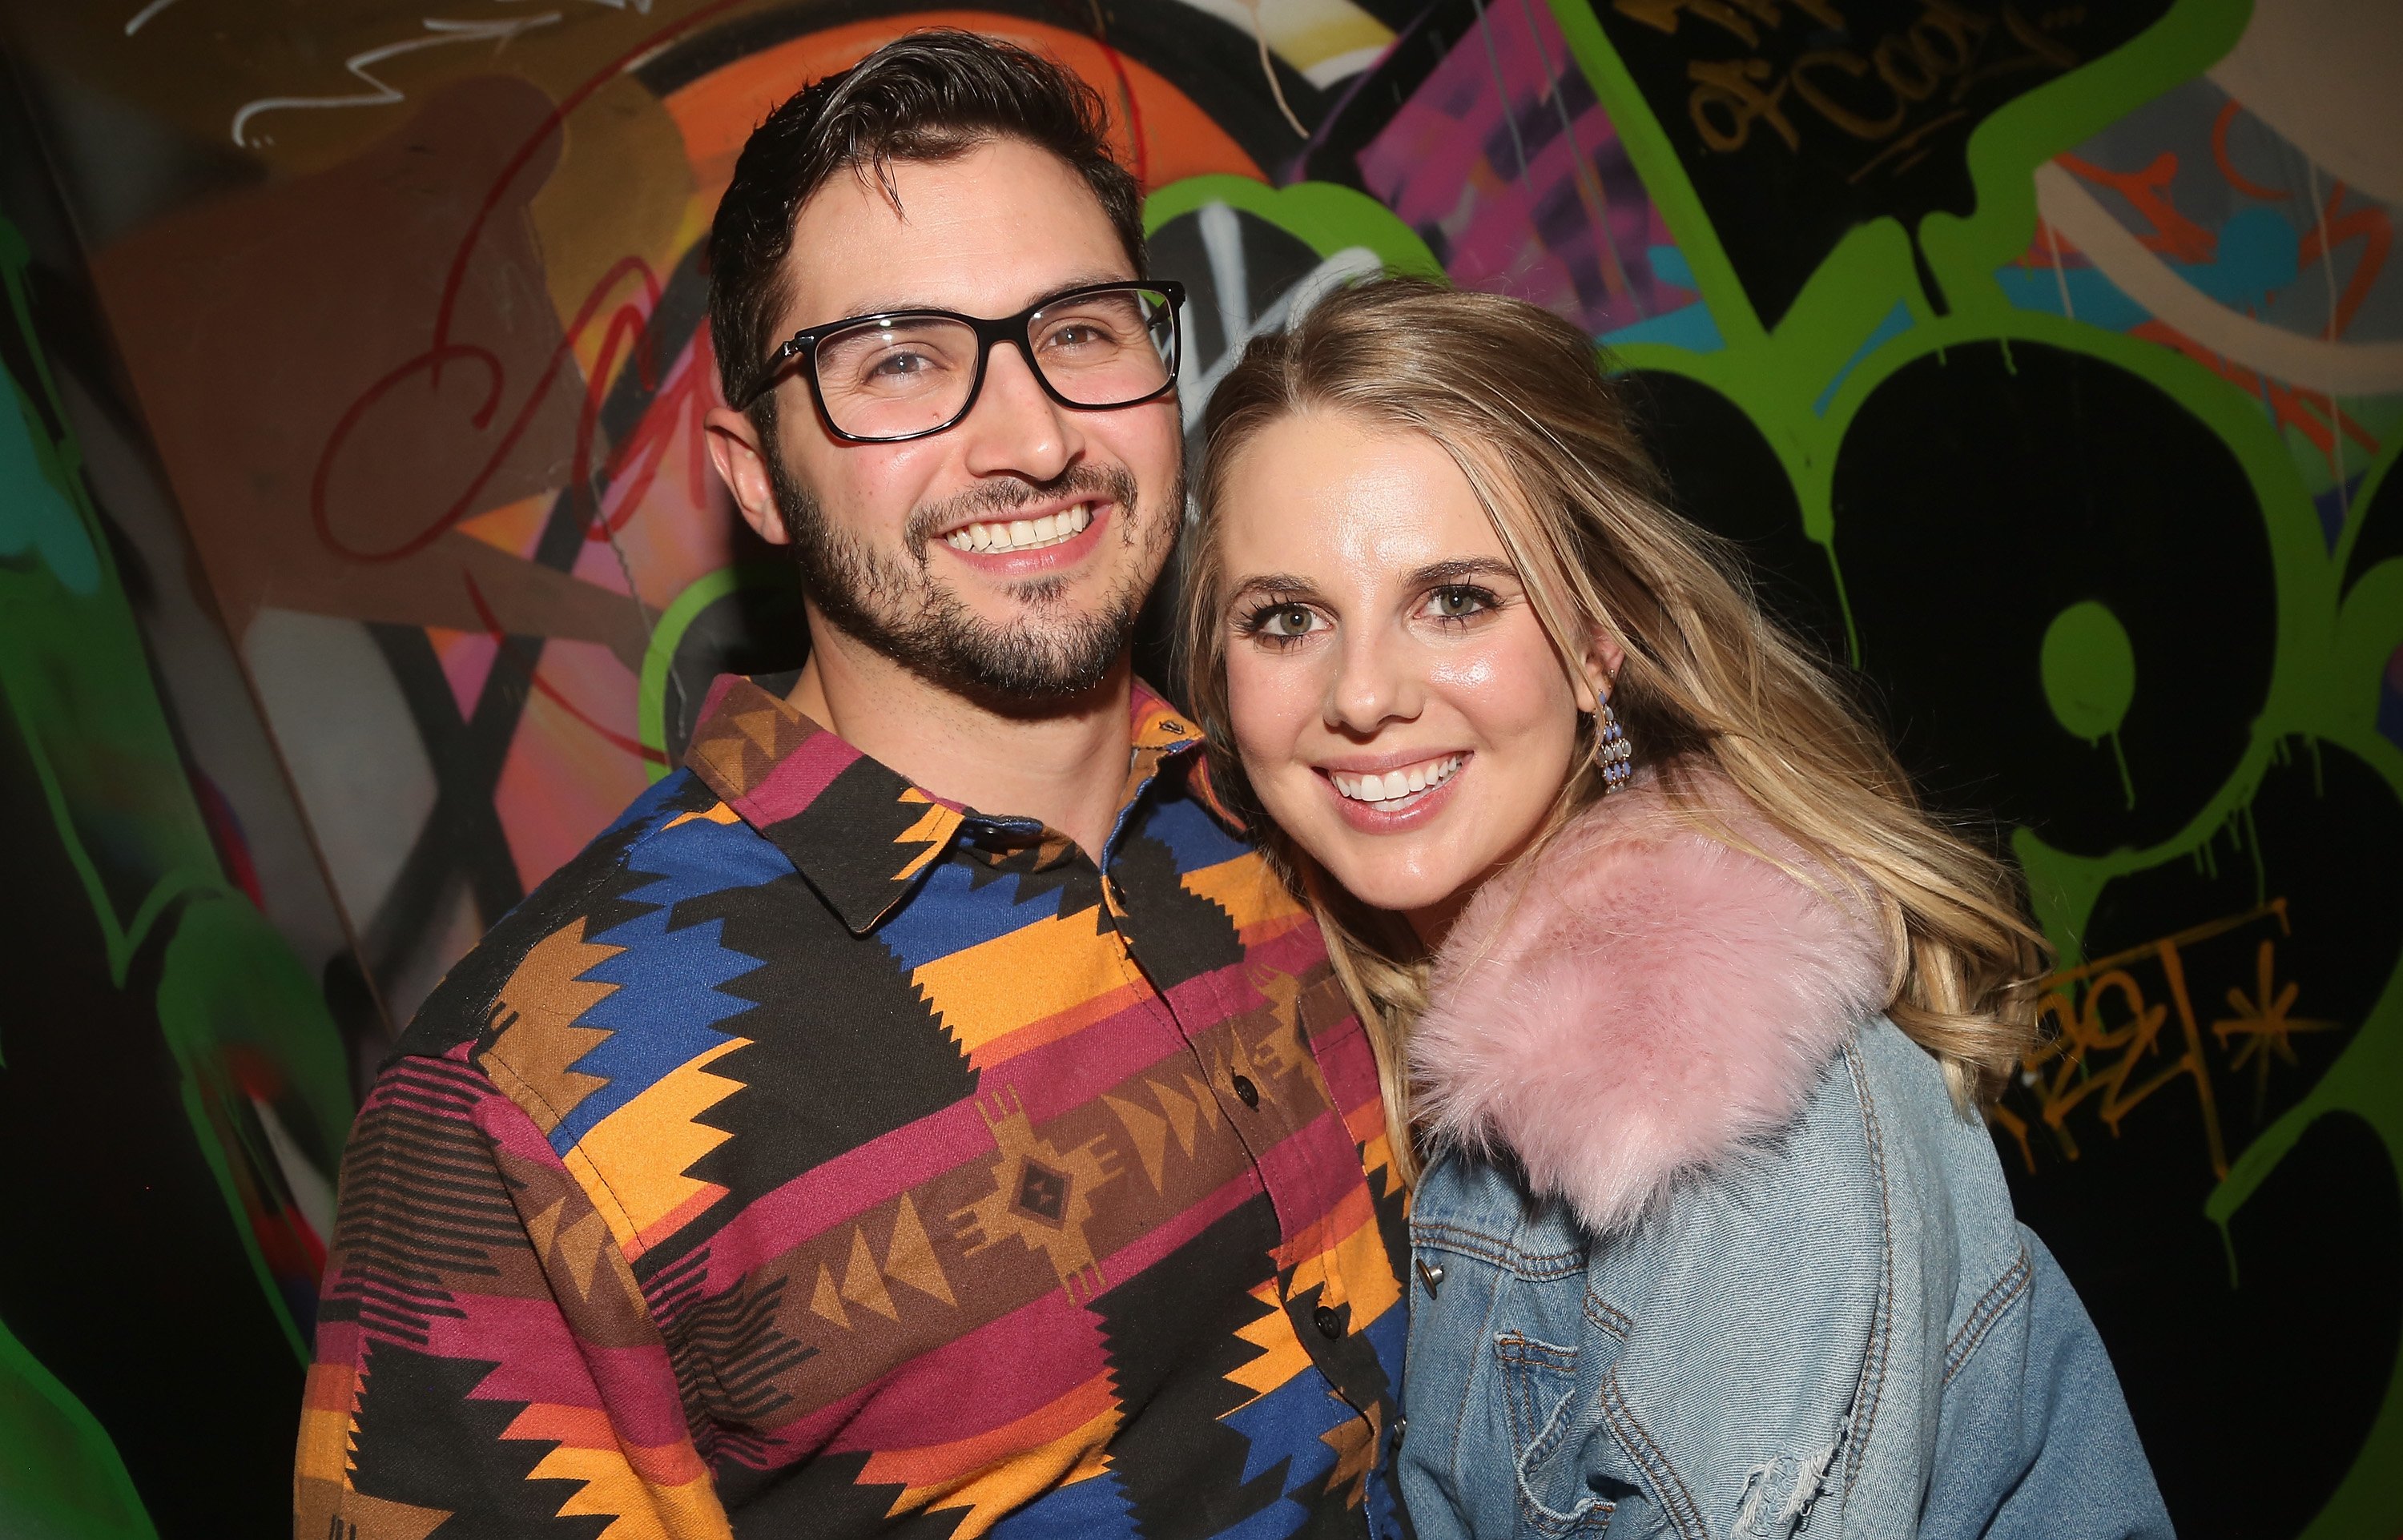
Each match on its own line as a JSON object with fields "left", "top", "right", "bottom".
{"left": 682, "top": 674, "right": 1203, "bottom": 935}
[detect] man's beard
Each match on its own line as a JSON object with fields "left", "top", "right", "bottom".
{"left": 764, "top": 444, "right": 1169, "bottom": 701}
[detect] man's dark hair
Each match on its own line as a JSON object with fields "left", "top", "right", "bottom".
{"left": 706, "top": 29, "right": 1146, "bottom": 420}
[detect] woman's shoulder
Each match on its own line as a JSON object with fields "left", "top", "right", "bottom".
{"left": 1841, "top": 1019, "right": 2034, "bottom": 1324}
{"left": 1412, "top": 768, "right": 1894, "bottom": 1238}
{"left": 1591, "top": 1015, "right": 2035, "bottom": 1381}
{"left": 1605, "top": 1019, "right": 1896, "bottom": 1311}
{"left": 1661, "top": 1017, "right": 2026, "bottom": 1301}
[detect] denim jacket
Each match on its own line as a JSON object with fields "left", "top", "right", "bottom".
{"left": 1394, "top": 774, "right": 2170, "bottom": 1540}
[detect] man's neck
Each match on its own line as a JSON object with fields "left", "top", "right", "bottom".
{"left": 787, "top": 622, "right": 1135, "bottom": 865}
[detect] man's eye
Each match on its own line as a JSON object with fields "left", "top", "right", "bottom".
{"left": 869, "top": 351, "right": 932, "bottom": 379}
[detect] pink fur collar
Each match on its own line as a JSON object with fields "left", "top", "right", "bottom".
{"left": 1411, "top": 769, "right": 1891, "bottom": 1234}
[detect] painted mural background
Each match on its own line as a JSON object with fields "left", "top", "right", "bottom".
{"left": 0, "top": 0, "right": 2394, "bottom": 1534}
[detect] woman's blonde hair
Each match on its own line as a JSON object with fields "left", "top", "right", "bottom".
{"left": 1177, "top": 278, "right": 2049, "bottom": 1184}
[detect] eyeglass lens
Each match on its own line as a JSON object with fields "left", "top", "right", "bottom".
{"left": 811, "top": 285, "right": 1177, "bottom": 440}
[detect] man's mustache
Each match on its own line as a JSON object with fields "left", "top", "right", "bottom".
{"left": 904, "top": 462, "right": 1141, "bottom": 558}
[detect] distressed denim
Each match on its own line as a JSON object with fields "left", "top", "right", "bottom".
{"left": 1396, "top": 1019, "right": 2172, "bottom": 1539}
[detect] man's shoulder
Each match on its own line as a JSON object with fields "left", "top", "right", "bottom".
{"left": 389, "top": 767, "right": 789, "bottom": 1070}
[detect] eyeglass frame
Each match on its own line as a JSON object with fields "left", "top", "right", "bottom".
{"left": 734, "top": 279, "right": 1187, "bottom": 444}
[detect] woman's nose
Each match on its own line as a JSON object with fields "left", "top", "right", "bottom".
{"left": 1325, "top": 626, "right": 1422, "bottom": 734}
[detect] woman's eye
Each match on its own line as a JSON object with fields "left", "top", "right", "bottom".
{"left": 1425, "top": 585, "right": 1495, "bottom": 621}
{"left": 1243, "top": 602, "right": 1320, "bottom": 641}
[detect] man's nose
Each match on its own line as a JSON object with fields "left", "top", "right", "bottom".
{"left": 957, "top": 340, "right": 1081, "bottom": 482}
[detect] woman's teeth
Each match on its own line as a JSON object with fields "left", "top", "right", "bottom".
{"left": 1330, "top": 755, "right": 1463, "bottom": 806}
{"left": 942, "top": 504, "right": 1095, "bottom": 554}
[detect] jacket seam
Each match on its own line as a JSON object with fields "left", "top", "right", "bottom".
{"left": 1837, "top": 1035, "right": 1894, "bottom": 1494}
{"left": 1507, "top": 1360, "right": 1614, "bottom": 1536}
{"left": 1499, "top": 1342, "right": 1612, "bottom": 1536}
{"left": 1581, "top": 1290, "right": 1632, "bottom": 1340}
{"left": 1599, "top": 1370, "right": 1707, "bottom": 1540}
{"left": 1943, "top": 1242, "right": 2033, "bottom": 1384}
{"left": 1499, "top": 1326, "right": 1615, "bottom": 1528}
{"left": 1500, "top": 1336, "right": 1544, "bottom": 1530}
{"left": 1411, "top": 1218, "right": 1585, "bottom": 1278}
{"left": 1496, "top": 1333, "right": 1580, "bottom": 1373}
{"left": 1439, "top": 1219, "right": 1512, "bottom": 1506}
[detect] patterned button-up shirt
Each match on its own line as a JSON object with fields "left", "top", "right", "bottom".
{"left": 297, "top": 677, "right": 1411, "bottom": 1540}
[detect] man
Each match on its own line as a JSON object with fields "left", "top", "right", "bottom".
{"left": 297, "top": 31, "right": 1411, "bottom": 1540}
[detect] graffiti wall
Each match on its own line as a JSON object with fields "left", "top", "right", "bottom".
{"left": 0, "top": 56, "right": 359, "bottom": 1537}
{"left": 0, "top": 0, "right": 2394, "bottom": 1533}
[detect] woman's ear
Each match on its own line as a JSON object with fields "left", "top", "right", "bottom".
{"left": 1572, "top": 629, "right": 1627, "bottom": 714}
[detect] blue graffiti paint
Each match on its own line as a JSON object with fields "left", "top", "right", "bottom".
{"left": 2181, "top": 208, "right": 2300, "bottom": 312}
{"left": 1602, "top": 246, "right": 1725, "bottom": 353}
{"left": 1994, "top": 262, "right": 2154, "bottom": 332}
{"left": 0, "top": 382, "right": 98, "bottom": 596}
{"left": 1813, "top": 300, "right": 1915, "bottom": 416}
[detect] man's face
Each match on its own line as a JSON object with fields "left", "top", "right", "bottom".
{"left": 707, "top": 138, "right": 1181, "bottom": 699}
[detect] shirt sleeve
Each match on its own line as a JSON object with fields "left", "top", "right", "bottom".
{"left": 296, "top": 1047, "right": 732, "bottom": 1540}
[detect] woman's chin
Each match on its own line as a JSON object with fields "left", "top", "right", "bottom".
{"left": 1309, "top": 848, "right": 1480, "bottom": 923}
{"left": 1259, "top": 780, "right": 1516, "bottom": 923}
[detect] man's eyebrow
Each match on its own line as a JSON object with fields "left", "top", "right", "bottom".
{"left": 811, "top": 271, "right": 1140, "bottom": 325}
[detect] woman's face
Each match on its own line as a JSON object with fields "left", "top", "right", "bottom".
{"left": 1216, "top": 411, "right": 1611, "bottom": 935}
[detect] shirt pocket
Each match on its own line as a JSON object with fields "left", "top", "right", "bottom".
{"left": 1494, "top": 1332, "right": 1614, "bottom": 1538}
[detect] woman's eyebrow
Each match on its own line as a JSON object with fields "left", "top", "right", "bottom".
{"left": 1225, "top": 573, "right": 1317, "bottom": 604}
{"left": 1408, "top": 557, "right": 1520, "bottom": 586}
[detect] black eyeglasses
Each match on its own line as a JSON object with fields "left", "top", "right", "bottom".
{"left": 738, "top": 280, "right": 1185, "bottom": 443}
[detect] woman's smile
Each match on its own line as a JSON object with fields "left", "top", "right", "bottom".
{"left": 1318, "top": 751, "right": 1471, "bottom": 834}
{"left": 1322, "top": 752, "right": 1465, "bottom": 806}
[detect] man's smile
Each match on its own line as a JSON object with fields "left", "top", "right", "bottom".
{"left": 938, "top": 495, "right": 1101, "bottom": 553}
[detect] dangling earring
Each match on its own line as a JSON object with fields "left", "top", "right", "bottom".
{"left": 1593, "top": 689, "right": 1633, "bottom": 793}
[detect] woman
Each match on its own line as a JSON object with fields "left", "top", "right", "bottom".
{"left": 1177, "top": 279, "right": 2169, "bottom": 1539}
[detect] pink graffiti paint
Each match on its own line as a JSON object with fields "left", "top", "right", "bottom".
{"left": 1354, "top": 1, "right": 1691, "bottom": 336}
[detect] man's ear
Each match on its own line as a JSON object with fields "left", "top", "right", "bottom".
{"left": 704, "top": 406, "right": 792, "bottom": 547}
{"left": 1571, "top": 629, "right": 1628, "bottom": 714}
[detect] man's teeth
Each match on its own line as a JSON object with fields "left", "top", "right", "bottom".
{"left": 1330, "top": 756, "right": 1463, "bottom": 805}
{"left": 941, "top": 504, "right": 1095, "bottom": 553}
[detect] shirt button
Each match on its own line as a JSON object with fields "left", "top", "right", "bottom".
{"left": 1393, "top": 1416, "right": 1408, "bottom": 1448}
{"left": 1313, "top": 1304, "right": 1343, "bottom": 1339}
{"left": 1230, "top": 1073, "right": 1260, "bottom": 1108}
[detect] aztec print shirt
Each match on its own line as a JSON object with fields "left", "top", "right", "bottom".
{"left": 298, "top": 677, "right": 1412, "bottom": 1540}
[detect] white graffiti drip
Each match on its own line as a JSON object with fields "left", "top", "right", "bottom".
{"left": 1181, "top": 200, "right": 1383, "bottom": 434}
{"left": 228, "top": 14, "right": 563, "bottom": 148}
{"left": 123, "top": 0, "right": 182, "bottom": 36}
